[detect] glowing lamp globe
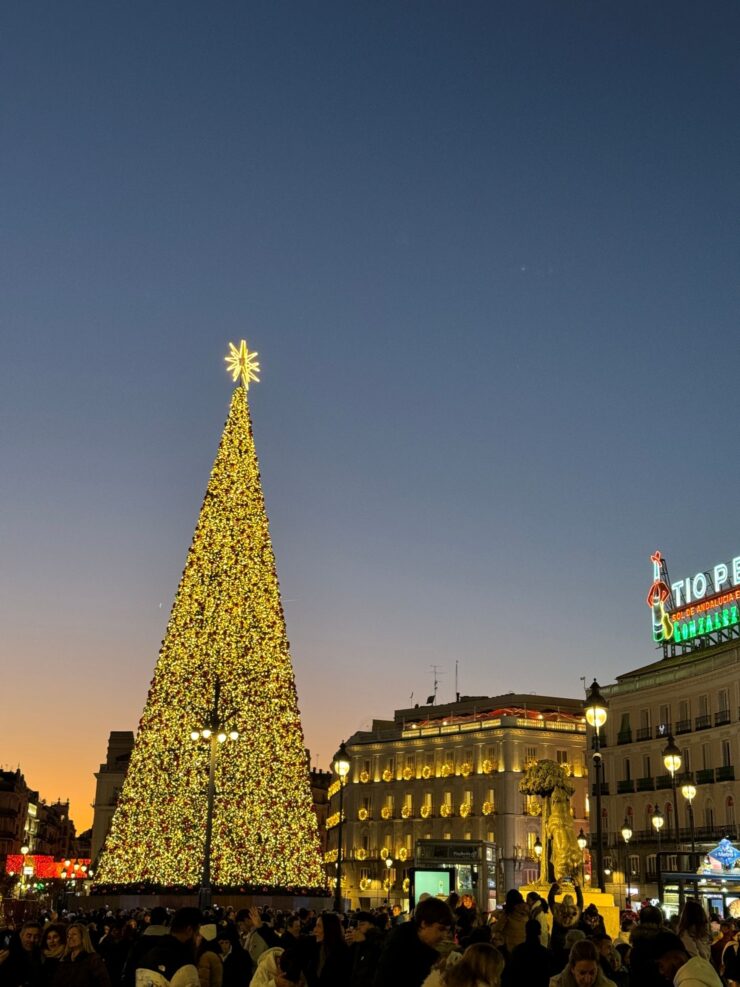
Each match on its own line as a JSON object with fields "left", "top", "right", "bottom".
{"left": 662, "top": 736, "right": 682, "bottom": 775}
{"left": 577, "top": 829, "right": 588, "bottom": 851}
{"left": 333, "top": 741, "right": 351, "bottom": 779}
{"left": 584, "top": 680, "right": 608, "bottom": 729}
{"left": 681, "top": 783, "right": 697, "bottom": 802}
{"left": 621, "top": 820, "right": 633, "bottom": 843}
{"left": 652, "top": 807, "right": 664, "bottom": 831}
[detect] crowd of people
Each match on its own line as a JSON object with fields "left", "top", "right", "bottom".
{"left": 0, "top": 882, "right": 737, "bottom": 987}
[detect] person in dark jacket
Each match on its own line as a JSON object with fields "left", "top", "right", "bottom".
{"left": 628, "top": 904, "right": 667, "bottom": 987}
{"left": 372, "top": 898, "right": 454, "bottom": 987}
{"left": 348, "top": 914, "right": 385, "bottom": 987}
{"left": 1, "top": 921, "right": 44, "bottom": 987}
{"left": 51, "top": 926, "right": 111, "bottom": 987}
{"left": 122, "top": 909, "right": 170, "bottom": 987}
{"left": 502, "top": 919, "right": 555, "bottom": 987}
{"left": 136, "top": 908, "right": 202, "bottom": 984}
{"left": 305, "top": 913, "right": 349, "bottom": 987}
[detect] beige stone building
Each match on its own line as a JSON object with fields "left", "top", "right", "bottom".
{"left": 91, "top": 731, "right": 135, "bottom": 864}
{"left": 600, "top": 637, "right": 740, "bottom": 908}
{"left": 327, "top": 693, "right": 588, "bottom": 909}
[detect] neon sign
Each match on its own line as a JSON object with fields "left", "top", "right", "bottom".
{"left": 647, "top": 551, "right": 740, "bottom": 648}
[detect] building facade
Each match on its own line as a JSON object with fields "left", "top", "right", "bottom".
{"left": 91, "top": 731, "right": 135, "bottom": 864}
{"left": 328, "top": 693, "right": 588, "bottom": 908}
{"left": 599, "top": 637, "right": 740, "bottom": 908}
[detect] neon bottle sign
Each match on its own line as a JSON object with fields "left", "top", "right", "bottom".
{"left": 647, "top": 550, "right": 740, "bottom": 646}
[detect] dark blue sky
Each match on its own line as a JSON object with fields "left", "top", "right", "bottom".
{"left": 2, "top": 1, "right": 739, "bottom": 827}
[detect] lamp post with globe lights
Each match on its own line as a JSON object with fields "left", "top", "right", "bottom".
{"left": 333, "top": 741, "right": 351, "bottom": 912}
{"left": 662, "top": 734, "right": 682, "bottom": 848}
{"left": 584, "top": 680, "right": 608, "bottom": 891}
{"left": 681, "top": 782, "right": 697, "bottom": 856}
{"left": 621, "top": 819, "right": 633, "bottom": 907}
{"left": 577, "top": 828, "right": 588, "bottom": 884}
{"left": 190, "top": 677, "right": 239, "bottom": 910}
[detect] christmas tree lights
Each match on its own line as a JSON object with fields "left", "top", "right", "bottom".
{"left": 94, "top": 344, "right": 326, "bottom": 894}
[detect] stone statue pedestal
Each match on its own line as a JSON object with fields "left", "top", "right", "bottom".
{"left": 519, "top": 882, "right": 620, "bottom": 940}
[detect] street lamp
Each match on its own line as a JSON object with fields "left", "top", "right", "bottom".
{"left": 191, "top": 677, "right": 239, "bottom": 911}
{"left": 577, "top": 828, "right": 587, "bottom": 884}
{"left": 533, "top": 836, "right": 542, "bottom": 859}
{"left": 681, "top": 783, "right": 697, "bottom": 857}
{"left": 652, "top": 805, "right": 664, "bottom": 855}
{"left": 584, "top": 679, "right": 608, "bottom": 891}
{"left": 621, "top": 819, "right": 632, "bottom": 908}
{"left": 662, "top": 734, "right": 682, "bottom": 848}
{"left": 333, "top": 741, "right": 351, "bottom": 913}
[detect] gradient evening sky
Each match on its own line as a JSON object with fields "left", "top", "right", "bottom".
{"left": 2, "top": 2, "right": 739, "bottom": 832}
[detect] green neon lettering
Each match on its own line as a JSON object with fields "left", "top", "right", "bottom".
{"left": 723, "top": 608, "right": 731, "bottom": 627}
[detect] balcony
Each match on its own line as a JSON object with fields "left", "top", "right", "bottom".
{"left": 655, "top": 774, "right": 673, "bottom": 790}
{"left": 636, "top": 727, "right": 651, "bottom": 742}
{"left": 591, "top": 735, "right": 608, "bottom": 750}
{"left": 696, "top": 768, "right": 715, "bottom": 785}
{"left": 636, "top": 777, "right": 655, "bottom": 792}
{"left": 675, "top": 719, "right": 692, "bottom": 735}
{"left": 617, "top": 730, "right": 633, "bottom": 745}
{"left": 715, "top": 710, "right": 731, "bottom": 727}
{"left": 655, "top": 723, "right": 672, "bottom": 739}
{"left": 695, "top": 714, "right": 711, "bottom": 731}
{"left": 591, "top": 782, "right": 610, "bottom": 796}
{"left": 716, "top": 765, "right": 735, "bottom": 782}
{"left": 617, "top": 779, "right": 636, "bottom": 794}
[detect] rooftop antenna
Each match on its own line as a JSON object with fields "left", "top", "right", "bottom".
{"left": 427, "top": 665, "right": 443, "bottom": 705}
{"left": 455, "top": 659, "right": 460, "bottom": 702}
{"left": 579, "top": 675, "right": 587, "bottom": 696}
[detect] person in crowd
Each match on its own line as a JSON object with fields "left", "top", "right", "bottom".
{"left": 372, "top": 897, "right": 455, "bottom": 987}
{"left": 578, "top": 905, "right": 606, "bottom": 940}
{"left": 52, "top": 925, "right": 111, "bottom": 987}
{"left": 549, "top": 938, "right": 617, "bottom": 987}
{"left": 97, "top": 923, "right": 129, "bottom": 985}
{"left": 443, "top": 943, "right": 503, "bottom": 987}
{"left": 721, "top": 927, "right": 740, "bottom": 987}
{"left": 305, "top": 913, "right": 349, "bottom": 987}
{"left": 592, "top": 934, "right": 627, "bottom": 987}
{"left": 40, "top": 925, "right": 67, "bottom": 986}
{"left": 347, "top": 912, "right": 384, "bottom": 987}
{"left": 548, "top": 882, "right": 584, "bottom": 957}
{"left": 135, "top": 907, "right": 202, "bottom": 987}
{"left": 678, "top": 901, "right": 711, "bottom": 962}
{"left": 216, "top": 927, "right": 249, "bottom": 987}
{"left": 248, "top": 947, "right": 284, "bottom": 987}
{"left": 123, "top": 908, "right": 170, "bottom": 987}
{"left": 455, "top": 895, "right": 479, "bottom": 940}
{"left": 490, "top": 890, "right": 528, "bottom": 957}
{"left": 279, "top": 918, "right": 303, "bottom": 954}
{"left": 194, "top": 926, "right": 222, "bottom": 987}
{"left": 710, "top": 919, "right": 734, "bottom": 974}
{"left": 526, "top": 892, "right": 550, "bottom": 947}
{"left": 0, "top": 920, "right": 44, "bottom": 987}
{"left": 421, "top": 949, "right": 463, "bottom": 987}
{"left": 651, "top": 931, "right": 722, "bottom": 987}
{"left": 503, "top": 918, "right": 554, "bottom": 987}
{"left": 628, "top": 903, "right": 667, "bottom": 987}
{"left": 237, "top": 910, "right": 280, "bottom": 975}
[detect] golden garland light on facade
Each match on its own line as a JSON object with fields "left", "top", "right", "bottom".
{"left": 94, "top": 345, "right": 325, "bottom": 894}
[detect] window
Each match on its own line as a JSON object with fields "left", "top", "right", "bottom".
{"left": 704, "top": 803, "right": 715, "bottom": 830}
{"left": 556, "top": 750, "right": 568, "bottom": 765}
{"left": 362, "top": 758, "right": 371, "bottom": 776}
{"left": 525, "top": 746, "right": 537, "bottom": 767}
{"left": 722, "top": 740, "right": 732, "bottom": 768}
{"left": 623, "top": 758, "right": 632, "bottom": 781}
{"left": 682, "top": 748, "right": 691, "bottom": 772}
{"left": 646, "top": 853, "right": 657, "bottom": 876}
{"left": 360, "top": 866, "right": 370, "bottom": 883}
{"left": 718, "top": 689, "right": 730, "bottom": 713}
{"left": 727, "top": 797, "right": 735, "bottom": 829}
{"left": 526, "top": 831, "right": 539, "bottom": 855}
{"left": 361, "top": 796, "right": 371, "bottom": 812}
{"left": 640, "top": 709, "right": 651, "bottom": 730}
{"left": 361, "top": 833, "right": 370, "bottom": 851}
{"left": 679, "top": 699, "right": 690, "bottom": 721}
{"left": 444, "top": 832, "right": 452, "bottom": 841}
{"left": 703, "top": 744, "right": 712, "bottom": 770}
{"left": 659, "top": 704, "right": 671, "bottom": 728}
{"left": 643, "top": 755, "right": 652, "bottom": 778}
{"left": 698, "top": 695, "right": 709, "bottom": 717}
{"left": 628, "top": 854, "right": 640, "bottom": 878}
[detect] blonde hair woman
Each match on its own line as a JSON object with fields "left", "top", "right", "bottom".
{"left": 52, "top": 924, "right": 111, "bottom": 987}
{"left": 443, "top": 943, "right": 504, "bottom": 987}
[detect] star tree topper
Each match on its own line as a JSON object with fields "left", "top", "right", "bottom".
{"left": 225, "top": 340, "right": 261, "bottom": 390}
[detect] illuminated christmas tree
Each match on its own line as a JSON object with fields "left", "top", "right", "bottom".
{"left": 95, "top": 342, "right": 326, "bottom": 894}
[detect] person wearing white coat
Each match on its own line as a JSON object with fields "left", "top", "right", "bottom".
{"left": 652, "top": 932, "right": 722, "bottom": 987}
